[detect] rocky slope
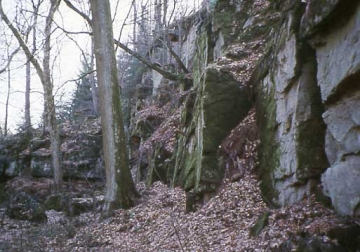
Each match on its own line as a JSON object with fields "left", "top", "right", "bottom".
{"left": 1, "top": 175, "right": 359, "bottom": 251}
{"left": 1, "top": 0, "right": 360, "bottom": 250}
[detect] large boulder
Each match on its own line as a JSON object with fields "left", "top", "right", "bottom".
{"left": 30, "top": 149, "right": 52, "bottom": 178}
{"left": 5, "top": 161, "right": 21, "bottom": 177}
{"left": 322, "top": 91, "right": 360, "bottom": 164}
{"left": 322, "top": 156, "right": 360, "bottom": 216}
{"left": 6, "top": 192, "right": 47, "bottom": 222}
{"left": 174, "top": 67, "right": 251, "bottom": 197}
{"left": 279, "top": 222, "right": 360, "bottom": 251}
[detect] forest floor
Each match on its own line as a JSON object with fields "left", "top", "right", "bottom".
{"left": 1, "top": 173, "right": 354, "bottom": 252}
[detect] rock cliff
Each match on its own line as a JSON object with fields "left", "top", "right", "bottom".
{"left": 1, "top": 0, "right": 359, "bottom": 219}
{"left": 131, "top": 0, "right": 360, "bottom": 217}
{"left": 253, "top": 0, "right": 360, "bottom": 216}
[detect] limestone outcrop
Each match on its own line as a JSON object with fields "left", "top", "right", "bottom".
{"left": 253, "top": 0, "right": 360, "bottom": 216}
{"left": 2, "top": 0, "right": 360, "bottom": 218}
{"left": 0, "top": 118, "right": 104, "bottom": 182}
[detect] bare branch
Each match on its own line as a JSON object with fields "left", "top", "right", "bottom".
{"left": 59, "top": 69, "right": 96, "bottom": 89}
{"left": 0, "top": 47, "right": 20, "bottom": 74}
{"left": 164, "top": 38, "right": 189, "bottom": 73}
{"left": 0, "top": 0, "right": 45, "bottom": 84}
{"left": 114, "top": 38, "right": 178, "bottom": 80}
{"left": 64, "top": 0, "right": 183, "bottom": 81}
{"left": 112, "top": 0, "right": 121, "bottom": 23}
{"left": 63, "top": 0, "right": 91, "bottom": 24}
{"left": 115, "top": 0, "right": 135, "bottom": 52}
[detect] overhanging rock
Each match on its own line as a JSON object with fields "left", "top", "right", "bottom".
{"left": 174, "top": 67, "right": 251, "bottom": 196}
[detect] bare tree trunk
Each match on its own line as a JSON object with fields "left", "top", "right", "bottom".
{"left": 0, "top": 0, "right": 63, "bottom": 193}
{"left": 89, "top": 37, "right": 99, "bottom": 115}
{"left": 155, "top": 0, "right": 162, "bottom": 32}
{"left": 163, "top": 0, "right": 168, "bottom": 64}
{"left": 24, "top": 60, "right": 31, "bottom": 132}
{"left": 4, "top": 58, "right": 10, "bottom": 137}
{"left": 132, "top": 0, "right": 137, "bottom": 47}
{"left": 24, "top": 2, "right": 40, "bottom": 136}
{"left": 0, "top": 45, "right": 20, "bottom": 136}
{"left": 43, "top": 0, "right": 62, "bottom": 193}
{"left": 90, "top": 0, "right": 138, "bottom": 215}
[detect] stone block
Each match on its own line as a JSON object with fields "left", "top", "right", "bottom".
{"left": 322, "top": 156, "right": 360, "bottom": 216}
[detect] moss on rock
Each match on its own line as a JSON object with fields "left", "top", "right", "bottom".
{"left": 255, "top": 75, "right": 280, "bottom": 205}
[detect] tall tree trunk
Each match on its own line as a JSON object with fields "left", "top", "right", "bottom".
{"left": 90, "top": 0, "right": 138, "bottom": 215}
{"left": 43, "top": 0, "right": 62, "bottom": 193}
{"left": 4, "top": 58, "right": 10, "bottom": 137}
{"left": 89, "top": 37, "right": 99, "bottom": 115}
{"left": 1, "top": 47, "right": 20, "bottom": 136}
{"left": 24, "top": 60, "right": 31, "bottom": 132}
{"left": 24, "top": 2, "right": 40, "bottom": 136}
{"left": 132, "top": 0, "right": 137, "bottom": 47}
{"left": 0, "top": 0, "right": 62, "bottom": 193}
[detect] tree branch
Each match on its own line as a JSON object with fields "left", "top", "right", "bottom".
{"left": 114, "top": 38, "right": 178, "bottom": 81}
{"left": 63, "top": 0, "right": 181, "bottom": 81}
{"left": 0, "top": 47, "right": 20, "bottom": 74}
{"left": 164, "top": 37, "right": 189, "bottom": 73}
{"left": 0, "top": 0, "right": 45, "bottom": 84}
{"left": 63, "top": 0, "right": 91, "bottom": 24}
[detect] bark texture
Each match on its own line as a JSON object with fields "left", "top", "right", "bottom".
{"left": 90, "top": 0, "right": 138, "bottom": 215}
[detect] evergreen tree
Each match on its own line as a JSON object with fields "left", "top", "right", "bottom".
{"left": 71, "top": 59, "right": 98, "bottom": 122}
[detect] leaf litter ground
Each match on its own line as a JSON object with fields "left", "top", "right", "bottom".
{"left": 57, "top": 175, "right": 342, "bottom": 252}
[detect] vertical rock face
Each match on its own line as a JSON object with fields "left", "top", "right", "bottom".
{"left": 254, "top": 0, "right": 360, "bottom": 216}
{"left": 314, "top": 5, "right": 360, "bottom": 103}
{"left": 308, "top": 2, "right": 360, "bottom": 216}
{"left": 255, "top": 2, "right": 328, "bottom": 206}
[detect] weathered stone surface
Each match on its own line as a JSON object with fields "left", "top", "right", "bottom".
{"left": 175, "top": 67, "right": 251, "bottom": 195}
{"left": 63, "top": 158, "right": 104, "bottom": 180}
{"left": 279, "top": 233, "right": 347, "bottom": 252}
{"left": 151, "top": 70, "right": 163, "bottom": 92}
{"left": 323, "top": 90, "right": 360, "bottom": 164}
{"left": 66, "top": 195, "right": 104, "bottom": 216}
{"left": 300, "top": 0, "right": 340, "bottom": 36}
{"left": 255, "top": 4, "right": 328, "bottom": 206}
{"left": 5, "top": 161, "right": 20, "bottom": 177}
{"left": 309, "top": 4, "right": 360, "bottom": 217}
{"left": 300, "top": 0, "right": 358, "bottom": 38}
{"left": 315, "top": 3, "right": 360, "bottom": 103}
{"left": 274, "top": 35, "right": 297, "bottom": 93}
{"left": 30, "top": 152, "right": 52, "bottom": 178}
{"left": 6, "top": 192, "right": 47, "bottom": 222}
{"left": 201, "top": 68, "right": 250, "bottom": 153}
{"left": 261, "top": 57, "right": 327, "bottom": 206}
{"left": 322, "top": 156, "right": 360, "bottom": 216}
{"left": 212, "top": 0, "right": 255, "bottom": 47}
{"left": 249, "top": 211, "right": 270, "bottom": 237}
{"left": 213, "top": 32, "right": 224, "bottom": 60}
{"left": 30, "top": 138, "right": 51, "bottom": 152}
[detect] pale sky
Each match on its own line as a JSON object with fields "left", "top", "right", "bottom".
{"left": 0, "top": 0, "right": 201, "bottom": 133}
{"left": 0, "top": 0, "right": 133, "bottom": 132}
